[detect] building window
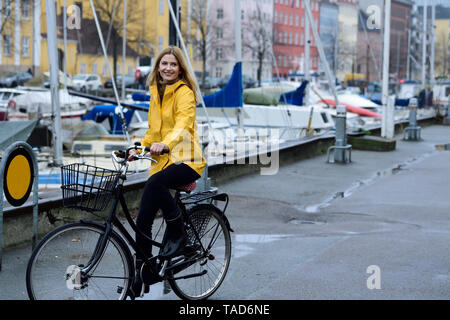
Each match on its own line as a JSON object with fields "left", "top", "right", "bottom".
{"left": 80, "top": 63, "right": 86, "bottom": 74}
{"left": 128, "top": 65, "right": 133, "bottom": 76}
{"left": 295, "top": 15, "right": 299, "bottom": 27}
{"left": 295, "top": 32, "right": 299, "bottom": 45}
{"left": 158, "top": 36, "right": 164, "bottom": 52}
{"left": 217, "top": 8, "right": 223, "bottom": 19}
{"left": 22, "top": 36, "right": 29, "bottom": 57}
{"left": 22, "top": 0, "right": 31, "bottom": 19}
{"left": 4, "top": 1, "right": 11, "bottom": 18}
{"left": 216, "top": 28, "right": 223, "bottom": 39}
{"left": 159, "top": 0, "right": 164, "bottom": 14}
{"left": 102, "top": 64, "right": 108, "bottom": 77}
{"left": 296, "top": 0, "right": 300, "bottom": 8}
{"left": 215, "top": 67, "right": 222, "bottom": 77}
{"left": 274, "top": 11, "right": 277, "bottom": 24}
{"left": 289, "top": 32, "right": 292, "bottom": 44}
{"left": 91, "top": 63, "right": 98, "bottom": 75}
{"left": 290, "top": 14, "right": 293, "bottom": 26}
{"left": 215, "top": 47, "right": 223, "bottom": 60}
{"left": 3, "top": 35, "right": 11, "bottom": 56}
{"left": 279, "top": 12, "right": 283, "bottom": 25}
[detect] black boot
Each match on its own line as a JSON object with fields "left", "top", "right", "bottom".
{"left": 159, "top": 213, "right": 187, "bottom": 259}
{"left": 131, "top": 256, "right": 150, "bottom": 298}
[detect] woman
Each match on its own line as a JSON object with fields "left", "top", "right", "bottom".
{"left": 128, "top": 46, "right": 206, "bottom": 297}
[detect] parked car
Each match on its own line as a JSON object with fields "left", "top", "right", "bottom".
{"left": 72, "top": 74, "right": 103, "bottom": 92}
{"left": 201, "top": 77, "right": 227, "bottom": 89}
{"left": 0, "top": 72, "right": 33, "bottom": 88}
{"left": 104, "top": 75, "right": 136, "bottom": 89}
{"left": 43, "top": 71, "right": 76, "bottom": 89}
{"left": 242, "top": 75, "right": 257, "bottom": 88}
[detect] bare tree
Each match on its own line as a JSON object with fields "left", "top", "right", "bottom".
{"left": 435, "top": 29, "right": 449, "bottom": 77}
{"left": 0, "top": 0, "right": 14, "bottom": 59}
{"left": 241, "top": 5, "right": 272, "bottom": 86}
{"left": 183, "top": 0, "right": 233, "bottom": 88}
{"left": 182, "top": 0, "right": 208, "bottom": 87}
{"left": 93, "top": 0, "right": 141, "bottom": 82}
{"left": 0, "top": 0, "right": 13, "bottom": 35}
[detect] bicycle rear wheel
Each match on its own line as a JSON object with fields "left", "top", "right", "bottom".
{"left": 26, "top": 222, "right": 133, "bottom": 300}
{"left": 168, "top": 206, "right": 231, "bottom": 300}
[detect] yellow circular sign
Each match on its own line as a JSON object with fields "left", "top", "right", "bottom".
{"left": 3, "top": 148, "right": 34, "bottom": 207}
{"left": 6, "top": 154, "right": 31, "bottom": 200}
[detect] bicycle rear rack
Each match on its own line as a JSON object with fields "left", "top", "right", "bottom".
{"left": 180, "top": 191, "right": 229, "bottom": 211}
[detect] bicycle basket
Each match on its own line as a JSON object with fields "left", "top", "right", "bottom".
{"left": 60, "top": 163, "right": 121, "bottom": 212}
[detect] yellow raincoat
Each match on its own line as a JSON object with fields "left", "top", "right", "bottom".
{"left": 140, "top": 80, "right": 206, "bottom": 177}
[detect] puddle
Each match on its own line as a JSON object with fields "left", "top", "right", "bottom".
{"left": 232, "top": 234, "right": 293, "bottom": 259}
{"left": 288, "top": 218, "right": 326, "bottom": 225}
{"left": 299, "top": 151, "right": 437, "bottom": 213}
{"left": 234, "top": 234, "right": 292, "bottom": 244}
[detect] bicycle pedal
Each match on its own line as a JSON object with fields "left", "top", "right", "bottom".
{"left": 158, "top": 260, "right": 169, "bottom": 277}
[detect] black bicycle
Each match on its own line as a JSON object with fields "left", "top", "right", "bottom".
{"left": 26, "top": 144, "right": 232, "bottom": 300}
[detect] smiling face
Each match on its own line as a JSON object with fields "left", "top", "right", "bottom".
{"left": 158, "top": 54, "right": 181, "bottom": 83}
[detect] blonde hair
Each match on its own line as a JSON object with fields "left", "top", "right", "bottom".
{"left": 147, "top": 46, "right": 200, "bottom": 103}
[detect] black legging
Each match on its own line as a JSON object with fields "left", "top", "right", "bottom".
{"left": 136, "top": 163, "right": 200, "bottom": 257}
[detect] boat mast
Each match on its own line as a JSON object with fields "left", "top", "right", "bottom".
{"left": 381, "top": 0, "right": 393, "bottom": 139}
{"left": 304, "top": 0, "right": 339, "bottom": 105}
{"left": 422, "top": 0, "right": 427, "bottom": 89}
{"left": 63, "top": 0, "right": 68, "bottom": 90}
{"left": 304, "top": 0, "right": 310, "bottom": 105}
{"left": 165, "top": 0, "right": 216, "bottom": 141}
{"left": 46, "top": 0, "right": 63, "bottom": 166}
{"left": 234, "top": 0, "right": 243, "bottom": 132}
{"left": 381, "top": 0, "right": 391, "bottom": 107}
{"left": 122, "top": 0, "right": 127, "bottom": 100}
{"left": 430, "top": 0, "right": 435, "bottom": 86}
{"left": 88, "top": 0, "right": 130, "bottom": 144}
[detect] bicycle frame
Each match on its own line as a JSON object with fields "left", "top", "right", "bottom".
{"left": 79, "top": 146, "right": 232, "bottom": 283}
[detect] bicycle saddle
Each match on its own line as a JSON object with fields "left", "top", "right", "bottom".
{"left": 175, "top": 181, "right": 197, "bottom": 193}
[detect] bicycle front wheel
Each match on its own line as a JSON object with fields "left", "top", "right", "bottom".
{"left": 26, "top": 222, "right": 133, "bottom": 300}
{"left": 168, "top": 206, "right": 231, "bottom": 300}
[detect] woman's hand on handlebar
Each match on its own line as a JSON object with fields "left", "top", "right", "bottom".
{"left": 150, "top": 143, "right": 169, "bottom": 156}
{"left": 127, "top": 149, "right": 139, "bottom": 161}
{"left": 127, "top": 143, "right": 169, "bottom": 161}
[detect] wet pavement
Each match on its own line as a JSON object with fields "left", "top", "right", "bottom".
{"left": 1, "top": 125, "right": 449, "bottom": 300}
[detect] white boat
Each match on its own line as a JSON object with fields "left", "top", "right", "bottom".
{"left": 7, "top": 89, "right": 92, "bottom": 122}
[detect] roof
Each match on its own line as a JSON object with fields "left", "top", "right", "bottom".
{"left": 435, "top": 5, "right": 450, "bottom": 19}
{"left": 42, "top": 15, "right": 139, "bottom": 57}
{"left": 74, "top": 18, "right": 138, "bottom": 57}
{"left": 418, "top": 5, "right": 450, "bottom": 19}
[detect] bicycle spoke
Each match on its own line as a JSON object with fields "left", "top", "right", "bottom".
{"left": 169, "top": 208, "right": 231, "bottom": 300}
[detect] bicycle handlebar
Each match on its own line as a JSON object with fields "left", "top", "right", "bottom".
{"left": 111, "top": 143, "right": 169, "bottom": 166}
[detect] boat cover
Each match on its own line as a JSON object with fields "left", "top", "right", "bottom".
{"left": 202, "top": 62, "right": 243, "bottom": 108}
{"left": 0, "top": 120, "right": 38, "bottom": 151}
